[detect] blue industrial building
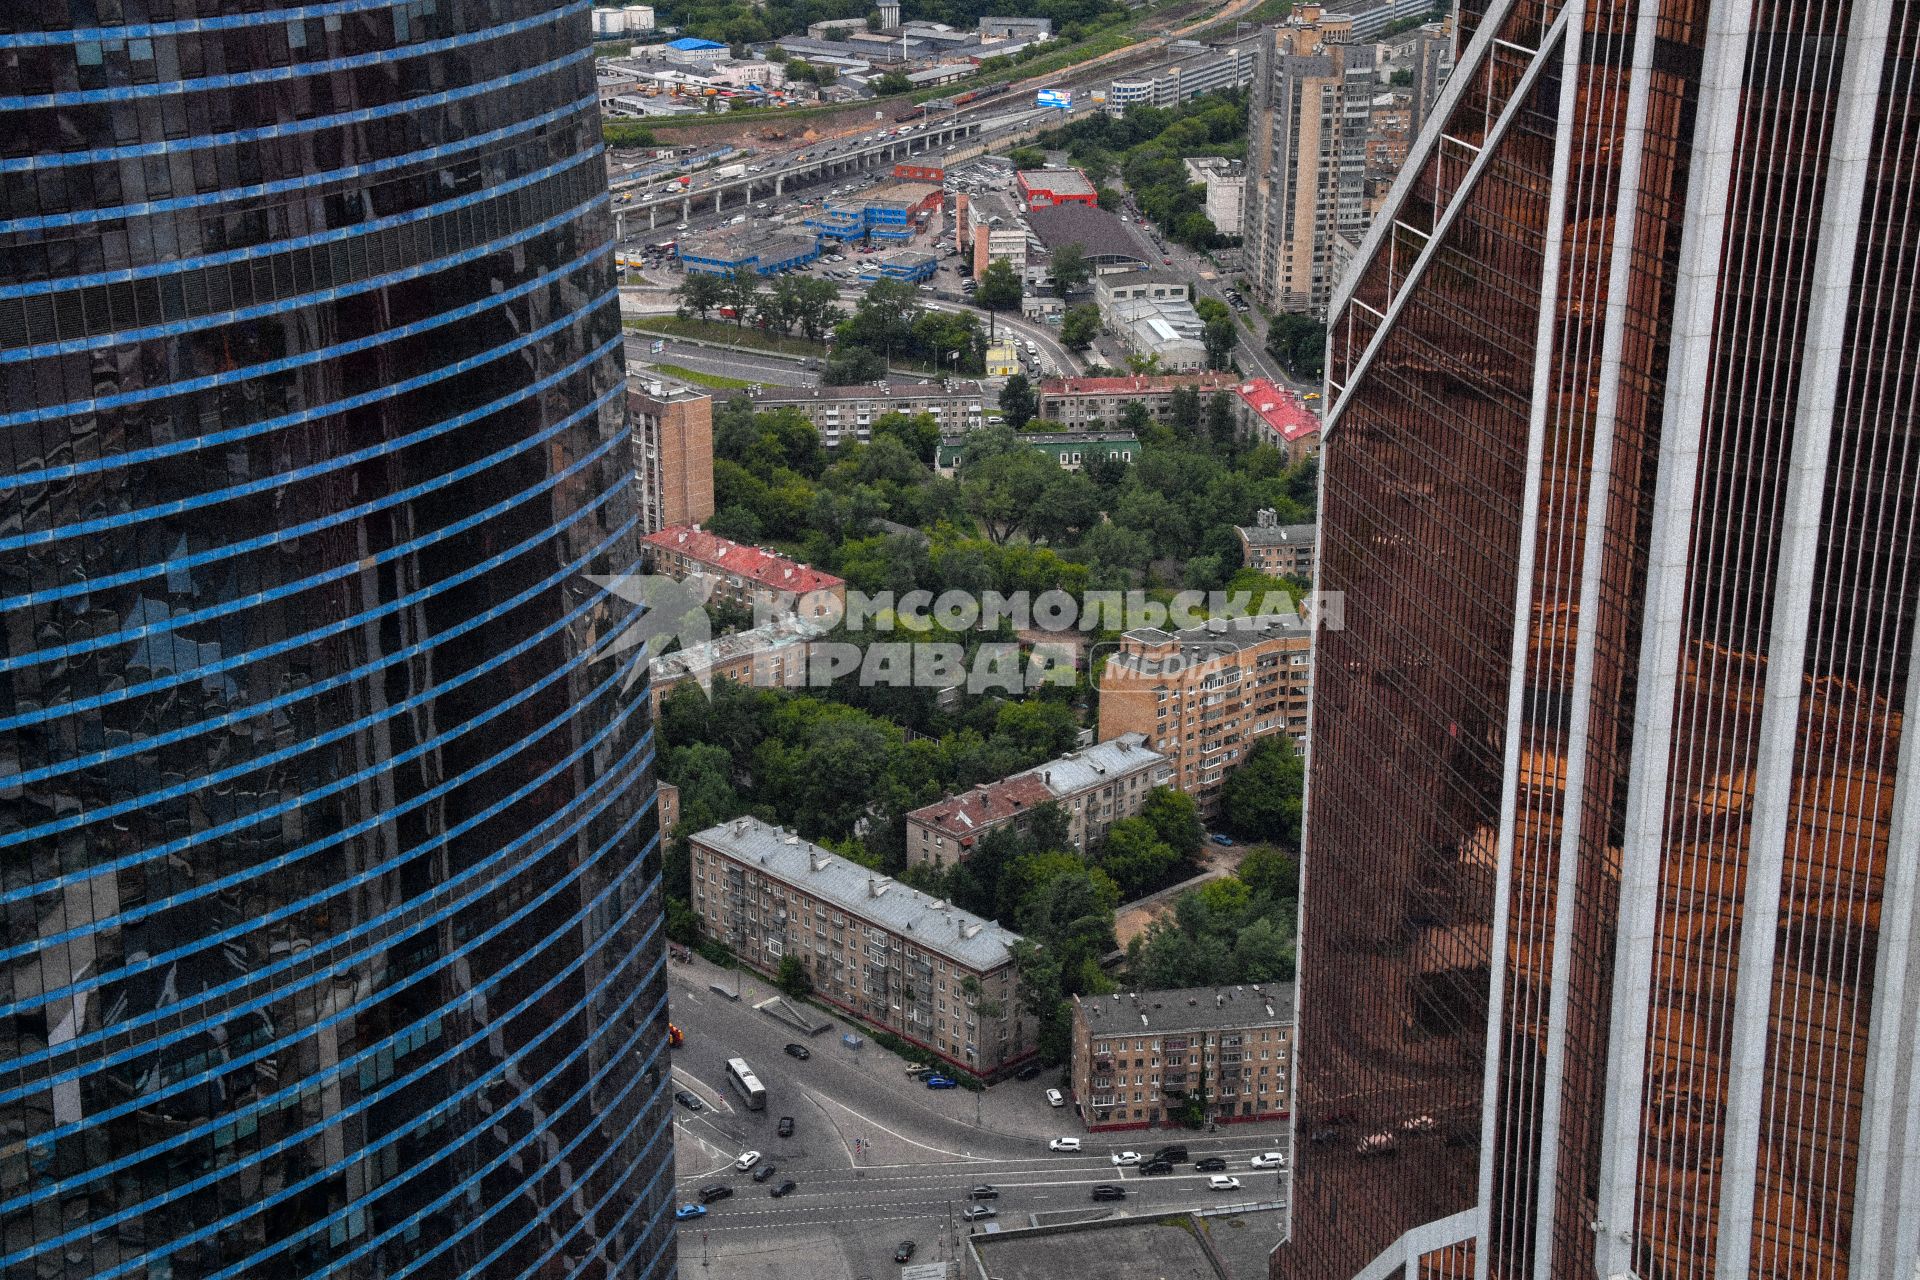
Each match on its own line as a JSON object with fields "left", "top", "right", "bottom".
{"left": 860, "top": 249, "right": 939, "bottom": 284}
{"left": 680, "top": 230, "right": 822, "bottom": 276}
{"left": 0, "top": 5, "right": 676, "bottom": 1278}
{"left": 803, "top": 181, "right": 943, "bottom": 243}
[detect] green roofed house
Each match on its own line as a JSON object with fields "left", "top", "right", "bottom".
{"left": 935, "top": 430, "right": 1140, "bottom": 476}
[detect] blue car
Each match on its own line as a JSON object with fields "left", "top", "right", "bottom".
{"left": 675, "top": 1204, "right": 708, "bottom": 1221}
{"left": 1210, "top": 832, "right": 1234, "bottom": 847}
{"left": 925, "top": 1075, "right": 957, "bottom": 1089}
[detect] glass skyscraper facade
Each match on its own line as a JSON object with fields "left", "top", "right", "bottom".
{"left": 1, "top": 4, "right": 673, "bottom": 1278}
{"left": 1280, "top": 0, "right": 1917, "bottom": 1276}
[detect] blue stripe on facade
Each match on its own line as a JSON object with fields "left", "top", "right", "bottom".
{"left": 0, "top": 191, "right": 608, "bottom": 365}
{"left": 585, "top": 1154, "right": 681, "bottom": 1277}
{"left": 3, "top": 785, "right": 660, "bottom": 1208}
{"left": 0, "top": 147, "right": 601, "bottom": 300}
{"left": 0, "top": 722, "right": 656, "bottom": 1105}
{"left": 0, "top": 374, "right": 625, "bottom": 732}
{"left": 0, "top": 349, "right": 620, "bottom": 612}
{"left": 0, "top": 245, "right": 611, "bottom": 432}
{"left": 0, "top": 327, "right": 619, "bottom": 555}
{"left": 0, "top": 93, "right": 597, "bottom": 235}
{"left": 0, "top": 47, "right": 589, "bottom": 174}
{"left": 0, "top": 4, "right": 585, "bottom": 109}
{"left": 7, "top": 884, "right": 667, "bottom": 1273}
{"left": 0, "top": 0, "right": 415, "bottom": 46}
{"left": 0, "top": 522, "right": 639, "bottom": 893}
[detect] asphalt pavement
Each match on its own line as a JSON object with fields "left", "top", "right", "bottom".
{"left": 666, "top": 954, "right": 1292, "bottom": 1280}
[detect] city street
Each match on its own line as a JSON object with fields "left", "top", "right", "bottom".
{"left": 666, "top": 956, "right": 1291, "bottom": 1280}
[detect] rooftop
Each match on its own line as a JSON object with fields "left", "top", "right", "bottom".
{"left": 680, "top": 228, "right": 812, "bottom": 262}
{"left": 1112, "top": 613, "right": 1312, "bottom": 673}
{"left": 1234, "top": 379, "right": 1322, "bottom": 444}
{"left": 1239, "top": 511, "right": 1317, "bottom": 546}
{"left": 1074, "top": 982, "right": 1295, "bottom": 1036}
{"left": 642, "top": 524, "right": 845, "bottom": 596}
{"left": 693, "top": 817, "right": 1024, "bottom": 969}
{"left": 1016, "top": 167, "right": 1098, "bottom": 197}
{"left": 908, "top": 734, "right": 1168, "bottom": 835}
{"left": 1025, "top": 203, "right": 1150, "bottom": 262}
{"left": 651, "top": 615, "right": 817, "bottom": 681}
{"left": 754, "top": 380, "right": 987, "bottom": 402}
{"left": 1041, "top": 373, "right": 1240, "bottom": 397}
{"left": 666, "top": 36, "right": 725, "bottom": 49}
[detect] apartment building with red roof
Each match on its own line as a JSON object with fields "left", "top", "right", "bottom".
{"left": 642, "top": 524, "right": 846, "bottom": 624}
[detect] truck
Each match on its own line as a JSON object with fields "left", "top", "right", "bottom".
{"left": 714, "top": 163, "right": 747, "bottom": 179}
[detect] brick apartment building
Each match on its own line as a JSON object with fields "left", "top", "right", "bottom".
{"left": 1037, "top": 373, "right": 1241, "bottom": 429}
{"left": 1230, "top": 379, "right": 1322, "bottom": 463}
{"left": 642, "top": 523, "right": 845, "bottom": 623}
{"left": 905, "top": 734, "right": 1173, "bottom": 869}
{"left": 629, "top": 382, "right": 714, "bottom": 532}
{"left": 749, "top": 381, "right": 989, "bottom": 447}
{"left": 648, "top": 615, "right": 818, "bottom": 712}
{"left": 1236, "top": 509, "right": 1317, "bottom": 577}
{"left": 1070, "top": 985, "right": 1295, "bottom": 1130}
{"left": 1097, "top": 615, "right": 1312, "bottom": 813}
{"left": 691, "top": 817, "right": 1034, "bottom": 1076}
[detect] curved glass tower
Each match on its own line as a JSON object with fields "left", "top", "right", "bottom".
{"left": 0, "top": 5, "right": 673, "bottom": 1278}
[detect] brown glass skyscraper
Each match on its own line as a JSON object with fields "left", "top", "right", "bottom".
{"left": 1279, "top": 0, "right": 1917, "bottom": 1275}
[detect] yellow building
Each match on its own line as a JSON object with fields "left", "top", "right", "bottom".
{"left": 986, "top": 344, "right": 1020, "bottom": 377}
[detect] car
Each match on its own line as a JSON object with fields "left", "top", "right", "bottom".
{"left": 771, "top": 1179, "right": 798, "bottom": 1197}
{"left": 894, "top": 1241, "right": 917, "bottom": 1263}
{"left": 1090, "top": 1184, "right": 1127, "bottom": 1202}
{"left": 1303, "top": 391, "right": 1322, "bottom": 401}
{"left": 1208, "top": 1175, "right": 1243, "bottom": 1191}
{"left": 1015, "top": 1063, "right": 1044, "bottom": 1081}
{"left": 905, "top": 1064, "right": 935, "bottom": 1077}
{"left": 735, "top": 1150, "right": 762, "bottom": 1171}
{"left": 1163, "top": 257, "right": 1174, "bottom": 265}
{"left": 784, "top": 1043, "right": 811, "bottom": 1060}
{"left": 1150, "top": 1145, "right": 1189, "bottom": 1165}
{"left": 698, "top": 1184, "right": 733, "bottom": 1204}
{"left": 675, "top": 1203, "right": 708, "bottom": 1220}
{"left": 969, "top": 1185, "right": 999, "bottom": 1200}
{"left": 1210, "top": 832, "right": 1234, "bottom": 846}
{"left": 1049, "top": 1137, "right": 1082, "bottom": 1152}
{"left": 1194, "top": 1156, "right": 1228, "bottom": 1172}
{"left": 778, "top": 1116, "right": 795, "bottom": 1137}
{"left": 925, "top": 1075, "right": 957, "bottom": 1089}
{"left": 1045, "top": 1088, "right": 1065, "bottom": 1107}
{"left": 751, "top": 1164, "right": 777, "bottom": 1183}
{"left": 1110, "top": 1151, "right": 1141, "bottom": 1167}
{"left": 1249, "top": 1152, "right": 1287, "bottom": 1169}
{"left": 674, "top": 1090, "right": 704, "bottom": 1111}
{"left": 1142, "top": 1159, "right": 1174, "bottom": 1175}
{"left": 962, "top": 1205, "right": 996, "bottom": 1222}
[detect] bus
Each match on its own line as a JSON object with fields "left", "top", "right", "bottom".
{"left": 725, "top": 1057, "right": 765, "bottom": 1110}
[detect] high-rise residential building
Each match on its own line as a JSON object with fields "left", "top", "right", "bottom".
{"left": 1244, "top": 6, "right": 1375, "bottom": 317}
{"left": 1281, "top": 0, "right": 1920, "bottom": 1276}
{"left": 1, "top": 7, "right": 674, "bottom": 1278}
{"left": 629, "top": 382, "right": 715, "bottom": 533}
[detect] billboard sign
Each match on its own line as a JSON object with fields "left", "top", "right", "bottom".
{"left": 1036, "top": 89, "right": 1072, "bottom": 110}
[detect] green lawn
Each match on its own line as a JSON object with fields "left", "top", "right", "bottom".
{"left": 645, "top": 363, "right": 761, "bottom": 390}
{"left": 627, "top": 314, "right": 825, "bottom": 358}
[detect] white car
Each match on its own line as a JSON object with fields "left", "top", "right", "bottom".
{"left": 1249, "top": 1152, "right": 1288, "bottom": 1169}
{"left": 735, "top": 1150, "right": 762, "bottom": 1171}
{"left": 1045, "top": 1088, "right": 1065, "bottom": 1107}
{"left": 1048, "top": 1137, "right": 1082, "bottom": 1152}
{"left": 1110, "top": 1151, "right": 1142, "bottom": 1166}
{"left": 1208, "top": 1175, "right": 1243, "bottom": 1191}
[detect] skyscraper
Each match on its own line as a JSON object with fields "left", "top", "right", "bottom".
{"left": 1, "top": 5, "right": 673, "bottom": 1278}
{"left": 1243, "top": 6, "right": 1373, "bottom": 317}
{"left": 1281, "top": 0, "right": 1917, "bottom": 1275}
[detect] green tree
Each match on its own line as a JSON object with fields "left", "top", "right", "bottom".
{"left": 1220, "top": 737, "right": 1306, "bottom": 848}
{"left": 676, "top": 271, "right": 726, "bottom": 321}
{"left": 993, "top": 700, "right": 1079, "bottom": 760}
{"left": 1009, "top": 145, "right": 1046, "bottom": 169}
{"left": 1207, "top": 390, "right": 1237, "bottom": 446}
{"left": 720, "top": 271, "right": 762, "bottom": 328}
{"left": 1049, "top": 242, "right": 1093, "bottom": 294}
{"left": 975, "top": 257, "right": 1024, "bottom": 315}
{"left": 999, "top": 372, "right": 1037, "bottom": 429}
{"left": 962, "top": 444, "right": 1058, "bottom": 543}
{"left": 1141, "top": 786, "right": 1204, "bottom": 858}
{"left": 1061, "top": 302, "right": 1101, "bottom": 351}
{"left": 777, "top": 952, "right": 813, "bottom": 997}
{"left": 872, "top": 411, "right": 941, "bottom": 465}
{"left": 875, "top": 70, "right": 913, "bottom": 94}
{"left": 1235, "top": 844, "right": 1299, "bottom": 903}
{"left": 1096, "top": 818, "right": 1183, "bottom": 898}
{"left": 1266, "top": 312, "right": 1327, "bottom": 379}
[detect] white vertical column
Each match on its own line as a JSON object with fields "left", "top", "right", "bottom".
{"left": 1713, "top": 0, "right": 1892, "bottom": 1272}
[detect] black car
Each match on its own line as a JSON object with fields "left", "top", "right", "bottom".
{"left": 1194, "top": 1156, "right": 1228, "bottom": 1172}
{"left": 784, "top": 1043, "right": 811, "bottom": 1060}
{"left": 1142, "top": 1160, "right": 1174, "bottom": 1175}
{"left": 771, "top": 1179, "right": 798, "bottom": 1198}
{"left": 778, "top": 1116, "right": 795, "bottom": 1137}
{"left": 698, "top": 1184, "right": 733, "bottom": 1204}
{"left": 1014, "top": 1063, "right": 1043, "bottom": 1081}
{"left": 894, "top": 1241, "right": 917, "bottom": 1263}
{"left": 1090, "top": 1184, "right": 1127, "bottom": 1202}
{"left": 674, "top": 1090, "right": 704, "bottom": 1112}
{"left": 968, "top": 1185, "right": 999, "bottom": 1201}
{"left": 751, "top": 1164, "right": 778, "bottom": 1183}
{"left": 1151, "top": 1146, "right": 1189, "bottom": 1165}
